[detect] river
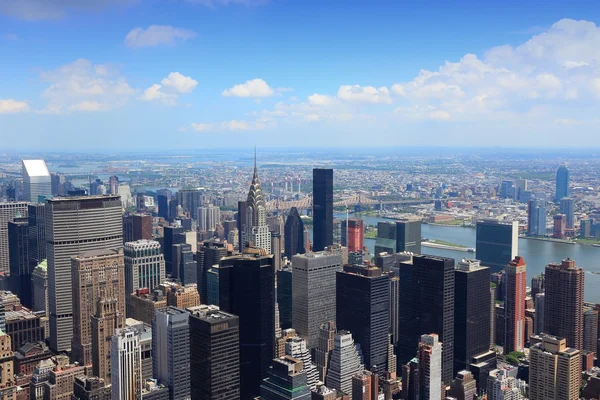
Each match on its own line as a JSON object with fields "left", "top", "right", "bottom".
{"left": 310, "top": 213, "right": 600, "bottom": 303}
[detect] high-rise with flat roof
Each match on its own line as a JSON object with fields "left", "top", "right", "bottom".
{"left": 313, "top": 169, "right": 333, "bottom": 252}
{"left": 27, "top": 203, "right": 46, "bottom": 273}
{"left": 454, "top": 259, "right": 491, "bottom": 373}
{"left": 505, "top": 256, "right": 527, "bottom": 353}
{"left": 152, "top": 307, "right": 190, "bottom": 400}
{"left": 260, "top": 356, "right": 312, "bottom": 400}
{"left": 292, "top": 251, "right": 342, "bottom": 348}
{"left": 475, "top": 220, "right": 518, "bottom": 273}
{"left": 111, "top": 327, "right": 143, "bottom": 400}
{"left": 22, "top": 160, "right": 51, "bottom": 203}
{"left": 188, "top": 305, "right": 240, "bottom": 400}
{"left": 124, "top": 240, "right": 165, "bottom": 314}
{"left": 417, "top": 333, "right": 443, "bottom": 400}
{"left": 560, "top": 198, "right": 575, "bottom": 230}
{"left": 529, "top": 334, "right": 580, "bottom": 400}
{"left": 544, "top": 258, "right": 584, "bottom": 350}
{"left": 219, "top": 253, "right": 275, "bottom": 399}
{"left": 71, "top": 249, "right": 126, "bottom": 367}
{"left": 0, "top": 201, "right": 29, "bottom": 274}
{"left": 341, "top": 219, "right": 364, "bottom": 253}
{"left": 583, "top": 309, "right": 598, "bottom": 356}
{"left": 555, "top": 165, "right": 570, "bottom": 202}
{"left": 336, "top": 264, "right": 389, "bottom": 375}
{"left": 8, "top": 218, "right": 30, "bottom": 306}
{"left": 46, "top": 195, "right": 122, "bottom": 352}
{"left": 528, "top": 199, "right": 547, "bottom": 236}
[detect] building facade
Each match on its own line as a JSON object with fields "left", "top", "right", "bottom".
{"left": 312, "top": 169, "right": 333, "bottom": 252}
{"left": 475, "top": 220, "right": 518, "bottom": 273}
{"left": 505, "top": 256, "right": 527, "bottom": 353}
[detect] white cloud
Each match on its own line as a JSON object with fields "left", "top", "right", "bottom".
{"left": 0, "top": 99, "right": 29, "bottom": 114}
{"left": 554, "top": 118, "right": 583, "bottom": 126}
{"left": 337, "top": 85, "right": 392, "bottom": 104}
{"left": 222, "top": 79, "right": 274, "bottom": 98}
{"left": 308, "top": 93, "right": 335, "bottom": 106}
{"left": 221, "top": 120, "right": 250, "bottom": 130}
{"left": 190, "top": 123, "right": 213, "bottom": 131}
{"left": 39, "top": 58, "right": 134, "bottom": 113}
{"left": 125, "top": 25, "right": 196, "bottom": 48}
{"left": 139, "top": 72, "right": 198, "bottom": 104}
{"left": 304, "top": 114, "right": 321, "bottom": 122}
{"left": 429, "top": 110, "right": 451, "bottom": 120}
{"left": 69, "top": 101, "right": 107, "bottom": 112}
{"left": 161, "top": 72, "right": 198, "bottom": 93}
{"left": 0, "top": 0, "right": 137, "bottom": 20}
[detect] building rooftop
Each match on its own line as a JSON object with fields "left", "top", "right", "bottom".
{"left": 47, "top": 194, "right": 120, "bottom": 203}
{"left": 22, "top": 160, "right": 50, "bottom": 177}
{"left": 74, "top": 248, "right": 121, "bottom": 259}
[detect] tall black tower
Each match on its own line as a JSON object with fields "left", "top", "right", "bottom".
{"left": 219, "top": 254, "right": 275, "bottom": 399}
{"left": 312, "top": 169, "right": 333, "bottom": 252}
{"left": 336, "top": 264, "right": 390, "bottom": 375}
{"left": 284, "top": 207, "right": 305, "bottom": 259}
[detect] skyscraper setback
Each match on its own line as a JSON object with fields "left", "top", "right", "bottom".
{"left": 22, "top": 159, "right": 51, "bottom": 202}
{"left": 312, "top": 168, "right": 333, "bottom": 252}
{"left": 544, "top": 258, "right": 584, "bottom": 350}
{"left": 505, "top": 256, "right": 527, "bottom": 353}
{"left": 46, "top": 195, "right": 123, "bottom": 353}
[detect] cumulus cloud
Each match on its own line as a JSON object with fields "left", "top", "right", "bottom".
{"left": 0, "top": 99, "right": 29, "bottom": 114}
{"left": 554, "top": 118, "right": 583, "bottom": 126}
{"left": 125, "top": 25, "right": 196, "bottom": 48}
{"left": 337, "top": 85, "right": 392, "bottom": 104}
{"left": 139, "top": 72, "right": 198, "bottom": 104}
{"left": 221, "top": 120, "right": 250, "bottom": 130}
{"left": 222, "top": 79, "right": 274, "bottom": 98}
{"left": 190, "top": 123, "right": 213, "bottom": 131}
{"left": 39, "top": 58, "right": 134, "bottom": 113}
{"left": 0, "top": 0, "right": 137, "bottom": 20}
{"left": 308, "top": 93, "right": 335, "bottom": 106}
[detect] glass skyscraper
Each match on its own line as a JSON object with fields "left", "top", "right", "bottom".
{"left": 555, "top": 165, "right": 570, "bottom": 202}
{"left": 475, "top": 219, "right": 518, "bottom": 273}
{"left": 312, "top": 169, "right": 333, "bottom": 252}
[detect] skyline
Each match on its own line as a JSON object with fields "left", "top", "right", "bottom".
{"left": 1, "top": 0, "right": 600, "bottom": 149}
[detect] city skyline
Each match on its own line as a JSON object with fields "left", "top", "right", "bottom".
{"left": 1, "top": 1, "right": 600, "bottom": 149}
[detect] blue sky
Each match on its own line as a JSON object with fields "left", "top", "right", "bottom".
{"left": 1, "top": 0, "right": 599, "bottom": 150}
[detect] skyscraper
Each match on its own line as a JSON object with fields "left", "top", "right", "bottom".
{"left": 453, "top": 259, "right": 491, "bottom": 373}
{"left": 352, "top": 370, "right": 378, "bottom": 400}
{"left": 91, "top": 295, "right": 125, "bottom": 381}
{"left": 46, "top": 195, "right": 122, "bottom": 353}
{"left": 32, "top": 259, "right": 48, "bottom": 315}
{"left": 544, "top": 258, "right": 584, "bottom": 350}
{"left": 560, "top": 197, "right": 575, "bottom": 230}
{"left": 197, "top": 240, "right": 228, "bottom": 303}
{"left": 284, "top": 336, "right": 319, "bottom": 389}
{"left": 8, "top": 218, "right": 30, "bottom": 307}
{"left": 534, "top": 293, "right": 545, "bottom": 335}
{"left": 284, "top": 207, "right": 305, "bottom": 259}
{"left": 417, "top": 333, "right": 443, "bottom": 400}
{"left": 28, "top": 203, "right": 46, "bottom": 274}
{"left": 411, "top": 255, "right": 455, "bottom": 384}
{"left": 152, "top": 307, "right": 190, "bottom": 400}
{"left": 314, "top": 321, "right": 336, "bottom": 383}
{"left": 242, "top": 154, "right": 271, "bottom": 252}
{"left": 583, "top": 309, "right": 598, "bottom": 356}
{"left": 527, "top": 198, "right": 547, "bottom": 236}
{"left": 71, "top": 249, "right": 126, "bottom": 367}
{"left": 396, "top": 220, "right": 422, "bottom": 254}
{"left": 198, "top": 205, "right": 221, "bottom": 232}
{"left": 389, "top": 276, "right": 399, "bottom": 347}
{"left": 188, "top": 305, "right": 240, "bottom": 400}
{"left": 374, "top": 222, "right": 397, "bottom": 255}
{"left": 22, "top": 160, "right": 51, "bottom": 202}
{"left": 341, "top": 218, "right": 364, "bottom": 253}
{"left": 219, "top": 253, "right": 275, "bottom": 399}
{"left": 529, "top": 334, "right": 580, "bottom": 400}
{"left": 325, "top": 331, "right": 364, "bottom": 397}
{"left": 124, "top": 240, "right": 165, "bottom": 314}
{"left": 157, "top": 194, "right": 169, "bottom": 220}
{"left": 475, "top": 220, "right": 518, "bottom": 273}
{"left": 450, "top": 370, "right": 477, "bottom": 400}
{"left": 111, "top": 327, "right": 142, "bottom": 400}
{"left": 336, "top": 264, "right": 389, "bottom": 375}
{"left": 292, "top": 251, "right": 342, "bottom": 348}
{"left": 259, "top": 356, "right": 312, "bottom": 400}
{"left": 163, "top": 226, "right": 183, "bottom": 276}
{"left": 552, "top": 214, "right": 566, "bottom": 239}
{"left": 171, "top": 242, "right": 197, "bottom": 285}
{"left": 0, "top": 201, "right": 29, "bottom": 274}
{"left": 555, "top": 165, "right": 570, "bottom": 202}
{"left": 312, "top": 169, "right": 333, "bottom": 252}
{"left": 505, "top": 256, "right": 526, "bottom": 353}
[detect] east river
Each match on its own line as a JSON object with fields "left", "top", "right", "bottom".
{"left": 312, "top": 214, "right": 600, "bottom": 303}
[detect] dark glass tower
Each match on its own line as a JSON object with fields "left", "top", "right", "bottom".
{"left": 475, "top": 220, "right": 518, "bottom": 273}
{"left": 197, "top": 240, "right": 228, "bottom": 303}
{"left": 398, "top": 255, "right": 455, "bottom": 384}
{"left": 237, "top": 201, "right": 247, "bottom": 250}
{"left": 284, "top": 207, "right": 305, "bottom": 259}
{"left": 27, "top": 203, "right": 46, "bottom": 273}
{"left": 157, "top": 194, "right": 169, "bottom": 220}
{"left": 453, "top": 259, "right": 491, "bottom": 373}
{"left": 172, "top": 242, "right": 196, "bottom": 285}
{"left": 277, "top": 267, "right": 292, "bottom": 330}
{"left": 219, "top": 254, "right": 275, "bottom": 399}
{"left": 336, "top": 264, "right": 389, "bottom": 375}
{"left": 396, "top": 220, "right": 422, "bottom": 253}
{"left": 8, "top": 218, "right": 31, "bottom": 308}
{"left": 555, "top": 165, "right": 570, "bottom": 202}
{"left": 163, "top": 226, "right": 183, "bottom": 275}
{"left": 312, "top": 169, "right": 333, "bottom": 252}
{"left": 259, "top": 356, "right": 311, "bottom": 400}
{"left": 189, "top": 305, "right": 240, "bottom": 400}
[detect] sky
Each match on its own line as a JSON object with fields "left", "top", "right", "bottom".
{"left": 1, "top": 0, "right": 600, "bottom": 150}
